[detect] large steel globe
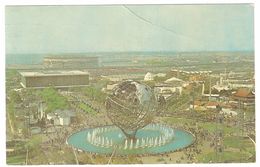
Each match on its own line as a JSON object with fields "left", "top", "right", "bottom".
{"left": 105, "top": 80, "right": 158, "bottom": 140}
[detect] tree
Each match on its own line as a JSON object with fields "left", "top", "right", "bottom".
{"left": 25, "top": 135, "right": 42, "bottom": 151}
{"left": 9, "top": 91, "right": 22, "bottom": 103}
{"left": 39, "top": 87, "right": 68, "bottom": 113}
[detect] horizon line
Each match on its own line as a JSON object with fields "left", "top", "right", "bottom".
{"left": 6, "top": 50, "right": 254, "bottom": 55}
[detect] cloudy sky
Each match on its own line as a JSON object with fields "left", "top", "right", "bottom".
{"left": 5, "top": 4, "right": 254, "bottom": 54}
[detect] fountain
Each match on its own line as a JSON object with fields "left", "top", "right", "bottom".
{"left": 67, "top": 80, "right": 195, "bottom": 155}
{"left": 124, "top": 140, "right": 128, "bottom": 150}
{"left": 67, "top": 123, "right": 194, "bottom": 155}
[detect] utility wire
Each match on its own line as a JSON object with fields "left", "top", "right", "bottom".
{"left": 122, "top": 5, "right": 194, "bottom": 41}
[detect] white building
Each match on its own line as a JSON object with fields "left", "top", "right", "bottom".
{"left": 101, "top": 74, "right": 143, "bottom": 82}
{"left": 220, "top": 108, "right": 238, "bottom": 117}
{"left": 156, "top": 73, "right": 167, "bottom": 77}
{"left": 46, "top": 109, "right": 75, "bottom": 126}
{"left": 154, "top": 84, "right": 182, "bottom": 99}
{"left": 164, "top": 76, "right": 189, "bottom": 87}
{"left": 144, "top": 72, "right": 167, "bottom": 81}
{"left": 144, "top": 72, "right": 154, "bottom": 81}
{"left": 155, "top": 86, "right": 182, "bottom": 94}
{"left": 228, "top": 83, "right": 254, "bottom": 89}
{"left": 102, "top": 83, "right": 118, "bottom": 92}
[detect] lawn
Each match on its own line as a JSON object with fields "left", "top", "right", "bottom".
{"left": 197, "top": 151, "right": 252, "bottom": 163}
{"left": 165, "top": 115, "right": 255, "bottom": 163}
{"left": 7, "top": 154, "right": 26, "bottom": 165}
{"left": 164, "top": 117, "right": 193, "bottom": 125}
{"left": 165, "top": 117, "right": 240, "bottom": 135}
{"left": 79, "top": 103, "right": 96, "bottom": 114}
{"left": 198, "top": 122, "right": 240, "bottom": 134}
{"left": 224, "top": 136, "right": 255, "bottom": 155}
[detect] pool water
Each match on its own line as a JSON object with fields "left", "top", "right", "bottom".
{"left": 67, "top": 124, "right": 195, "bottom": 155}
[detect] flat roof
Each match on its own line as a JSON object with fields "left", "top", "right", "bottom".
{"left": 44, "top": 56, "right": 98, "bottom": 59}
{"left": 20, "top": 70, "right": 89, "bottom": 77}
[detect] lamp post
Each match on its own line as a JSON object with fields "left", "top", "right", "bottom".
{"left": 24, "top": 104, "right": 31, "bottom": 138}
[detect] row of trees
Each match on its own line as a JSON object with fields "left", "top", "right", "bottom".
{"left": 6, "top": 89, "right": 23, "bottom": 135}
{"left": 79, "top": 103, "right": 95, "bottom": 114}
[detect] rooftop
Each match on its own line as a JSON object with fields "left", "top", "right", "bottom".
{"left": 44, "top": 56, "right": 98, "bottom": 59}
{"left": 164, "top": 77, "right": 184, "bottom": 83}
{"left": 20, "top": 70, "right": 89, "bottom": 77}
{"left": 171, "top": 69, "right": 212, "bottom": 74}
{"left": 233, "top": 88, "right": 255, "bottom": 98}
{"left": 47, "top": 109, "right": 76, "bottom": 118}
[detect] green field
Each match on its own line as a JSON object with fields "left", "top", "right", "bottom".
{"left": 7, "top": 154, "right": 26, "bottom": 165}
{"left": 198, "top": 151, "right": 252, "bottom": 163}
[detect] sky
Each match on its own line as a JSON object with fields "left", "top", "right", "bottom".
{"left": 5, "top": 4, "right": 254, "bottom": 54}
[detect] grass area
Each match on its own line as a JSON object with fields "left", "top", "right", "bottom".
{"left": 79, "top": 103, "right": 96, "bottom": 114}
{"left": 25, "top": 135, "right": 42, "bottom": 150}
{"left": 224, "top": 136, "right": 255, "bottom": 154}
{"left": 199, "top": 122, "right": 240, "bottom": 134}
{"left": 7, "top": 154, "right": 25, "bottom": 165}
{"left": 164, "top": 117, "right": 193, "bottom": 125}
{"left": 165, "top": 116, "right": 255, "bottom": 163}
{"left": 224, "top": 136, "right": 246, "bottom": 148}
{"left": 197, "top": 151, "right": 252, "bottom": 163}
{"left": 165, "top": 117, "right": 240, "bottom": 134}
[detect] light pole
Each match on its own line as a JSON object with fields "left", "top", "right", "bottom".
{"left": 215, "top": 105, "right": 223, "bottom": 162}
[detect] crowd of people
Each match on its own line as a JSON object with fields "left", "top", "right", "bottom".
{"left": 37, "top": 90, "right": 246, "bottom": 164}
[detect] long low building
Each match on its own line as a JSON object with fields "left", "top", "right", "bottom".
{"left": 43, "top": 56, "right": 99, "bottom": 69}
{"left": 20, "top": 70, "right": 89, "bottom": 88}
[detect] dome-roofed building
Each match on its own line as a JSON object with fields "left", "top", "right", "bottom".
{"left": 144, "top": 72, "right": 154, "bottom": 81}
